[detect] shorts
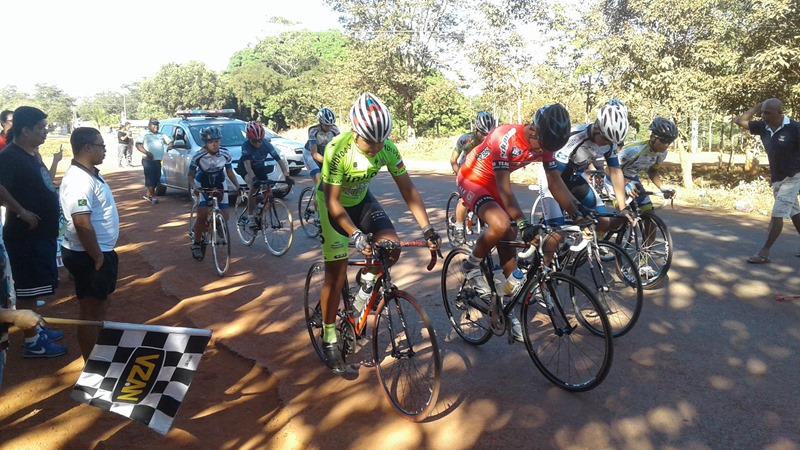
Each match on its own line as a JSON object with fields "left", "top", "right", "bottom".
{"left": 142, "top": 158, "right": 162, "bottom": 188}
{"left": 771, "top": 172, "right": 800, "bottom": 218}
{"left": 196, "top": 190, "right": 230, "bottom": 208}
{"left": 456, "top": 173, "right": 505, "bottom": 216}
{"left": 61, "top": 248, "right": 118, "bottom": 300}
{"left": 316, "top": 190, "right": 394, "bottom": 262}
{"left": 5, "top": 239, "right": 57, "bottom": 299}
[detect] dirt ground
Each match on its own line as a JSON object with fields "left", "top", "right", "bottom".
{"left": 0, "top": 168, "right": 284, "bottom": 449}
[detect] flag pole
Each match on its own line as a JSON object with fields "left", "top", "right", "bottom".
{"left": 43, "top": 317, "right": 103, "bottom": 327}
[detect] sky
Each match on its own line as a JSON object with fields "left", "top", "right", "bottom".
{"left": 0, "top": 0, "right": 341, "bottom": 100}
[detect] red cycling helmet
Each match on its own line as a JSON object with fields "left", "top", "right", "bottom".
{"left": 246, "top": 121, "right": 265, "bottom": 140}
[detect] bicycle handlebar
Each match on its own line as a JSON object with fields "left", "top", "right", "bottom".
{"left": 371, "top": 238, "right": 441, "bottom": 271}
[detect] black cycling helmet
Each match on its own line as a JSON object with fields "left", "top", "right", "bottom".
{"left": 533, "top": 103, "right": 571, "bottom": 152}
{"left": 475, "top": 111, "right": 496, "bottom": 135}
{"left": 649, "top": 117, "right": 678, "bottom": 143}
{"left": 199, "top": 126, "right": 222, "bottom": 142}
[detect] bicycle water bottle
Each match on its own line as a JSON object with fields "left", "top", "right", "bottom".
{"left": 353, "top": 271, "right": 376, "bottom": 318}
{"left": 503, "top": 268, "right": 525, "bottom": 296}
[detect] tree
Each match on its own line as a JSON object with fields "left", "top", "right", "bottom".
{"left": 414, "top": 73, "right": 471, "bottom": 137}
{"left": 77, "top": 92, "right": 125, "bottom": 128}
{"left": 327, "top": 0, "right": 465, "bottom": 140}
{"left": 139, "top": 62, "right": 228, "bottom": 116}
{"left": 33, "top": 84, "right": 75, "bottom": 130}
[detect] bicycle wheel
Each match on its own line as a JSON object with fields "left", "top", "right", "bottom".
{"left": 445, "top": 192, "right": 462, "bottom": 248}
{"left": 373, "top": 290, "right": 441, "bottom": 422}
{"left": 211, "top": 211, "right": 230, "bottom": 276}
{"left": 262, "top": 198, "right": 294, "bottom": 256}
{"left": 235, "top": 192, "right": 257, "bottom": 246}
{"left": 569, "top": 240, "right": 643, "bottom": 338}
{"left": 614, "top": 212, "right": 673, "bottom": 290}
{"left": 188, "top": 203, "right": 198, "bottom": 242}
{"left": 298, "top": 186, "right": 320, "bottom": 238}
{"left": 521, "top": 271, "right": 613, "bottom": 392}
{"left": 303, "top": 262, "right": 356, "bottom": 363}
{"left": 440, "top": 248, "right": 492, "bottom": 345}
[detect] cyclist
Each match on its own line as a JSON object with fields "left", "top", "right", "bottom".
{"left": 304, "top": 108, "right": 340, "bottom": 186}
{"left": 449, "top": 111, "right": 496, "bottom": 244}
{"left": 539, "top": 99, "right": 633, "bottom": 232}
{"left": 457, "top": 103, "right": 584, "bottom": 341}
{"left": 316, "top": 93, "right": 440, "bottom": 373}
{"left": 242, "top": 121, "right": 293, "bottom": 230}
{"left": 604, "top": 116, "right": 678, "bottom": 279}
{"left": 187, "top": 126, "right": 240, "bottom": 261}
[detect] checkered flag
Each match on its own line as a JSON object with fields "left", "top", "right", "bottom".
{"left": 71, "top": 321, "right": 212, "bottom": 435}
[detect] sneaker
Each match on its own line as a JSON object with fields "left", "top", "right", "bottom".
{"left": 322, "top": 342, "right": 345, "bottom": 374}
{"left": 151, "top": 197, "right": 159, "bottom": 204}
{"left": 40, "top": 327, "right": 63, "bottom": 342}
{"left": 453, "top": 227, "right": 466, "bottom": 245}
{"left": 191, "top": 243, "right": 204, "bottom": 261}
{"left": 463, "top": 262, "right": 492, "bottom": 298}
{"left": 509, "top": 313, "right": 524, "bottom": 343}
{"left": 23, "top": 335, "right": 68, "bottom": 358}
{"left": 143, "top": 195, "right": 155, "bottom": 203}
{"left": 639, "top": 265, "right": 657, "bottom": 279}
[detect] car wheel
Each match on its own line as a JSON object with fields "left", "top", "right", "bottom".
{"left": 290, "top": 168, "right": 302, "bottom": 176}
{"left": 154, "top": 185, "right": 167, "bottom": 196}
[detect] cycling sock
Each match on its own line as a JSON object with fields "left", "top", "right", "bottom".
{"left": 25, "top": 334, "right": 39, "bottom": 344}
{"left": 322, "top": 323, "right": 337, "bottom": 344}
{"left": 465, "top": 254, "right": 482, "bottom": 270}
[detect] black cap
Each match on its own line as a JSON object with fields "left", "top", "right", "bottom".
{"left": 149, "top": 118, "right": 159, "bottom": 124}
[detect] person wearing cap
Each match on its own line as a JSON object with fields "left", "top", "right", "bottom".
{"left": 135, "top": 118, "right": 173, "bottom": 203}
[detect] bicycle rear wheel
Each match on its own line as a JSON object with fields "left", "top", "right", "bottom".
{"left": 262, "top": 198, "right": 293, "bottom": 256}
{"left": 445, "top": 192, "right": 462, "bottom": 248}
{"left": 521, "top": 271, "right": 613, "bottom": 392}
{"left": 235, "top": 192, "right": 257, "bottom": 246}
{"left": 211, "top": 211, "right": 230, "bottom": 276}
{"left": 614, "top": 212, "right": 673, "bottom": 289}
{"left": 373, "top": 290, "right": 441, "bottom": 422}
{"left": 440, "top": 248, "right": 492, "bottom": 345}
{"left": 298, "top": 186, "right": 320, "bottom": 238}
{"left": 530, "top": 195, "right": 545, "bottom": 225}
{"left": 569, "top": 240, "right": 643, "bottom": 338}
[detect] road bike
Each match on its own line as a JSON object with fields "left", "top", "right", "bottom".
{"left": 440, "top": 229, "right": 613, "bottom": 392}
{"left": 188, "top": 188, "right": 234, "bottom": 277}
{"left": 603, "top": 189, "right": 674, "bottom": 289}
{"left": 234, "top": 180, "right": 294, "bottom": 256}
{"left": 297, "top": 185, "right": 320, "bottom": 238}
{"left": 529, "top": 169, "right": 611, "bottom": 225}
{"left": 303, "top": 236, "right": 441, "bottom": 421}
{"left": 445, "top": 191, "right": 482, "bottom": 247}
{"left": 529, "top": 216, "right": 643, "bottom": 338}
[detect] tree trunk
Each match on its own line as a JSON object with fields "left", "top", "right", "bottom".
{"left": 677, "top": 138, "right": 694, "bottom": 188}
{"left": 691, "top": 116, "right": 699, "bottom": 155}
{"left": 405, "top": 101, "right": 416, "bottom": 143}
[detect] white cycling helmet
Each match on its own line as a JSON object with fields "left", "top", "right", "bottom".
{"left": 350, "top": 93, "right": 392, "bottom": 143}
{"left": 596, "top": 102, "right": 629, "bottom": 144}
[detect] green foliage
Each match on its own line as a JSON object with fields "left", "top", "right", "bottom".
{"left": 139, "top": 61, "right": 228, "bottom": 115}
{"left": 413, "top": 74, "right": 472, "bottom": 137}
{"left": 33, "top": 84, "right": 75, "bottom": 128}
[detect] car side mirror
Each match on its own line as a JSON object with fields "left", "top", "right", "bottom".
{"left": 173, "top": 139, "right": 187, "bottom": 149}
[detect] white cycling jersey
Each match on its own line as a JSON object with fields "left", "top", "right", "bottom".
{"left": 554, "top": 123, "right": 620, "bottom": 172}
{"left": 616, "top": 140, "right": 668, "bottom": 179}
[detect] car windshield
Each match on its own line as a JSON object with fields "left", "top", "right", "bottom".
{"left": 189, "top": 123, "right": 246, "bottom": 147}
{"left": 263, "top": 127, "right": 281, "bottom": 139}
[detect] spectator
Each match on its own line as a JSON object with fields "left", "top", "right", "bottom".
{"left": 0, "top": 106, "right": 67, "bottom": 358}
{"left": 734, "top": 98, "right": 800, "bottom": 264}
{"left": 135, "top": 118, "right": 172, "bottom": 204}
{"left": 60, "top": 127, "right": 119, "bottom": 360}
{"left": 0, "top": 110, "right": 12, "bottom": 151}
{"left": 117, "top": 122, "right": 133, "bottom": 168}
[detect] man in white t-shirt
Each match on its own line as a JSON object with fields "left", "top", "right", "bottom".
{"left": 59, "top": 127, "right": 120, "bottom": 360}
{"left": 135, "top": 118, "right": 172, "bottom": 204}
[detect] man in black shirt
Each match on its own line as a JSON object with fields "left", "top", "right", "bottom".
{"left": 117, "top": 122, "right": 133, "bottom": 168}
{"left": 0, "top": 106, "right": 67, "bottom": 358}
{"left": 734, "top": 98, "right": 800, "bottom": 264}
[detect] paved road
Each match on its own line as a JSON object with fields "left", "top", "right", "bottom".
{"left": 105, "top": 156, "right": 800, "bottom": 449}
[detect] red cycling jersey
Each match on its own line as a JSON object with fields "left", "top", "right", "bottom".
{"left": 457, "top": 124, "right": 555, "bottom": 213}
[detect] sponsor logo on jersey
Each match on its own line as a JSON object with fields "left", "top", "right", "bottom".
{"left": 511, "top": 146, "right": 522, "bottom": 157}
{"left": 476, "top": 148, "right": 490, "bottom": 161}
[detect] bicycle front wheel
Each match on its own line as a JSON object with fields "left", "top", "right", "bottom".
{"left": 521, "top": 271, "right": 613, "bottom": 392}
{"left": 445, "top": 192, "right": 462, "bottom": 248}
{"left": 530, "top": 195, "right": 545, "bottom": 225}
{"left": 262, "top": 198, "right": 293, "bottom": 256}
{"left": 440, "top": 248, "right": 492, "bottom": 345}
{"left": 569, "top": 241, "right": 643, "bottom": 338}
{"left": 235, "top": 192, "right": 257, "bottom": 246}
{"left": 188, "top": 203, "right": 198, "bottom": 242}
{"left": 373, "top": 290, "right": 441, "bottom": 422}
{"left": 211, "top": 211, "right": 230, "bottom": 276}
{"left": 618, "top": 212, "right": 673, "bottom": 290}
{"left": 298, "top": 186, "right": 320, "bottom": 238}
